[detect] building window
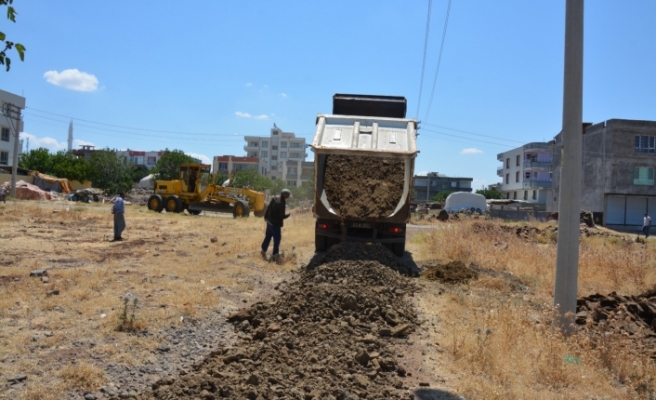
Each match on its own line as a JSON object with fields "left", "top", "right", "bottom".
{"left": 291, "top": 152, "right": 300, "bottom": 158}
{"left": 1, "top": 127, "right": 9, "bottom": 142}
{"left": 0, "top": 151, "right": 8, "bottom": 165}
{"left": 515, "top": 171, "right": 520, "bottom": 182}
{"left": 272, "top": 155, "right": 278, "bottom": 161}
{"left": 505, "top": 173, "right": 509, "bottom": 184}
{"left": 634, "top": 167, "right": 654, "bottom": 185}
{"left": 261, "top": 151, "right": 268, "bottom": 158}
{"left": 513, "top": 191, "right": 517, "bottom": 199}
{"left": 523, "top": 191, "right": 528, "bottom": 200}
{"left": 147, "top": 156, "right": 157, "bottom": 165}
{"left": 271, "top": 166, "right": 277, "bottom": 171}
{"left": 287, "top": 181, "right": 296, "bottom": 187}
{"left": 281, "top": 142, "right": 288, "bottom": 148}
{"left": 281, "top": 152, "right": 287, "bottom": 158}
{"left": 291, "top": 143, "right": 301, "bottom": 148}
{"left": 288, "top": 167, "right": 297, "bottom": 175}
{"left": 262, "top": 141, "right": 269, "bottom": 148}
{"left": 272, "top": 130, "right": 278, "bottom": 135}
{"left": 635, "top": 136, "right": 655, "bottom": 154}
{"left": 218, "top": 163, "right": 228, "bottom": 172}
{"left": 272, "top": 145, "right": 278, "bottom": 150}
{"left": 525, "top": 172, "right": 531, "bottom": 180}
{"left": 1, "top": 103, "right": 9, "bottom": 116}
{"left": 532, "top": 190, "right": 537, "bottom": 200}
{"left": 249, "top": 141, "right": 258, "bottom": 147}
{"left": 506, "top": 158, "right": 510, "bottom": 168}
{"left": 506, "top": 192, "right": 510, "bottom": 199}
{"left": 247, "top": 152, "right": 258, "bottom": 158}
{"left": 271, "top": 176, "right": 276, "bottom": 180}
{"left": 516, "top": 155, "right": 520, "bottom": 166}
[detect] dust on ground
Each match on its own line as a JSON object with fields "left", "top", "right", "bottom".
{"left": 324, "top": 155, "right": 404, "bottom": 220}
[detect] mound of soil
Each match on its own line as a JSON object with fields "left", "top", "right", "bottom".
{"left": 140, "top": 260, "right": 419, "bottom": 399}
{"left": 308, "top": 241, "right": 418, "bottom": 276}
{"left": 576, "top": 288, "right": 656, "bottom": 359}
{"left": 324, "top": 155, "right": 405, "bottom": 220}
{"left": 421, "top": 261, "right": 478, "bottom": 284}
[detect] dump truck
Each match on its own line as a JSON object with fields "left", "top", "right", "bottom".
{"left": 147, "top": 163, "right": 266, "bottom": 217}
{"left": 311, "top": 94, "right": 418, "bottom": 256}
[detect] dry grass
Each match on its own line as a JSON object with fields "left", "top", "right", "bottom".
{"left": 412, "top": 218, "right": 656, "bottom": 399}
{"left": 0, "top": 201, "right": 313, "bottom": 399}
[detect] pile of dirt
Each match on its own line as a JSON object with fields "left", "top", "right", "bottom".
{"left": 140, "top": 259, "right": 419, "bottom": 399}
{"left": 421, "top": 261, "right": 478, "bottom": 284}
{"left": 470, "top": 221, "right": 626, "bottom": 243}
{"left": 308, "top": 241, "right": 418, "bottom": 276}
{"left": 324, "top": 155, "right": 405, "bottom": 220}
{"left": 127, "top": 188, "right": 153, "bottom": 206}
{"left": 576, "top": 288, "right": 656, "bottom": 359}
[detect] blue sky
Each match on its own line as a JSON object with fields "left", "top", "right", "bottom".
{"left": 2, "top": 1, "right": 655, "bottom": 188}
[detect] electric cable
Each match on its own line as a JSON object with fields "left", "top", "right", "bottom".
{"left": 424, "top": 0, "right": 452, "bottom": 121}
{"left": 415, "top": 0, "right": 433, "bottom": 119}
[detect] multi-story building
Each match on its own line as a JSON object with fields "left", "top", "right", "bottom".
{"left": 243, "top": 124, "right": 308, "bottom": 183}
{"left": 549, "top": 119, "right": 656, "bottom": 227}
{"left": 413, "top": 172, "right": 473, "bottom": 202}
{"left": 282, "top": 160, "right": 314, "bottom": 188}
{"left": 213, "top": 155, "right": 259, "bottom": 174}
{"left": 116, "top": 149, "right": 165, "bottom": 169}
{"left": 0, "top": 89, "right": 25, "bottom": 167}
{"left": 497, "top": 142, "right": 554, "bottom": 203}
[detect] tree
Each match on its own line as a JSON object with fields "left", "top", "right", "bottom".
{"left": 19, "top": 147, "right": 52, "bottom": 173}
{"left": 431, "top": 190, "right": 453, "bottom": 202}
{"left": 231, "top": 168, "right": 273, "bottom": 192}
{"left": 152, "top": 149, "right": 194, "bottom": 180}
{"left": 476, "top": 188, "right": 505, "bottom": 200}
{"left": 88, "top": 149, "right": 133, "bottom": 194}
{"left": 1, "top": 0, "right": 26, "bottom": 71}
{"left": 51, "top": 151, "right": 91, "bottom": 182}
{"left": 130, "top": 165, "right": 150, "bottom": 183}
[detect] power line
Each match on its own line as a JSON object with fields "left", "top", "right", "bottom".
{"left": 423, "top": 122, "right": 527, "bottom": 144}
{"left": 415, "top": 0, "right": 433, "bottom": 119}
{"left": 424, "top": 0, "right": 452, "bottom": 121}
{"left": 26, "top": 106, "right": 236, "bottom": 137}
{"left": 421, "top": 128, "right": 514, "bottom": 148}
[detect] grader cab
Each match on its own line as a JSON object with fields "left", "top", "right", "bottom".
{"left": 147, "top": 163, "right": 266, "bottom": 217}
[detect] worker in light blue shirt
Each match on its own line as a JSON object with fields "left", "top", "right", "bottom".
{"left": 111, "top": 192, "right": 126, "bottom": 241}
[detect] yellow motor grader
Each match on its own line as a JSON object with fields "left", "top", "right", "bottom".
{"left": 147, "top": 163, "right": 266, "bottom": 217}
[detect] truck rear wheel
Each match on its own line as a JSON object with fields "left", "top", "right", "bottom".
{"left": 233, "top": 200, "right": 250, "bottom": 218}
{"left": 165, "top": 195, "right": 182, "bottom": 213}
{"left": 148, "top": 194, "right": 164, "bottom": 212}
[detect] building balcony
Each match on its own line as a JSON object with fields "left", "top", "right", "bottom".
{"left": 497, "top": 152, "right": 505, "bottom": 161}
{"left": 523, "top": 142, "right": 551, "bottom": 151}
{"left": 523, "top": 161, "right": 553, "bottom": 170}
{"left": 523, "top": 180, "right": 552, "bottom": 188}
{"left": 286, "top": 173, "right": 298, "bottom": 179}
{"left": 243, "top": 145, "right": 259, "bottom": 152}
{"left": 497, "top": 167, "right": 504, "bottom": 176}
{"left": 300, "top": 174, "right": 312, "bottom": 180}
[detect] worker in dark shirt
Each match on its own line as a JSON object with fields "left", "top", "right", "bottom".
{"left": 261, "top": 189, "right": 291, "bottom": 263}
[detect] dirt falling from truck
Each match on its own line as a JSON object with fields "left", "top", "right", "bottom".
{"left": 324, "top": 155, "right": 405, "bottom": 219}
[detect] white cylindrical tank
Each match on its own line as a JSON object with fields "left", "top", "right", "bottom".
{"left": 444, "top": 192, "right": 487, "bottom": 212}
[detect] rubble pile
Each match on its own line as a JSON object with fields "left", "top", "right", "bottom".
{"left": 324, "top": 155, "right": 404, "bottom": 220}
{"left": 576, "top": 289, "right": 656, "bottom": 359}
{"left": 421, "top": 261, "right": 479, "bottom": 284}
{"left": 140, "top": 252, "right": 420, "bottom": 399}
{"left": 308, "top": 241, "right": 418, "bottom": 276}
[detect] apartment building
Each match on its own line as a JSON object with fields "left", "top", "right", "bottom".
{"left": 213, "top": 155, "right": 259, "bottom": 174}
{"left": 243, "top": 124, "right": 309, "bottom": 183}
{"left": 413, "top": 172, "right": 473, "bottom": 202}
{"left": 497, "top": 142, "right": 554, "bottom": 203}
{"left": 0, "top": 89, "right": 25, "bottom": 167}
{"left": 549, "top": 119, "right": 656, "bottom": 227}
{"left": 116, "top": 149, "right": 165, "bottom": 169}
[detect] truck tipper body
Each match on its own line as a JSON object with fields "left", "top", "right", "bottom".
{"left": 311, "top": 94, "right": 418, "bottom": 256}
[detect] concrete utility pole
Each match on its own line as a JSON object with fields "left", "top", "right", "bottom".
{"left": 6, "top": 103, "right": 23, "bottom": 198}
{"left": 554, "top": 0, "right": 584, "bottom": 335}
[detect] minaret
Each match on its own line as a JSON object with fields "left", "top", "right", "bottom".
{"left": 67, "top": 120, "right": 73, "bottom": 152}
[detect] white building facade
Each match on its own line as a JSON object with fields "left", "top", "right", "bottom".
{"left": 497, "top": 142, "right": 554, "bottom": 203}
{"left": 244, "top": 124, "right": 308, "bottom": 184}
{"left": 0, "top": 89, "right": 25, "bottom": 167}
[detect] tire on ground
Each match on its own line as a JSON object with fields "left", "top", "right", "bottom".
{"left": 165, "top": 195, "right": 183, "bottom": 213}
{"left": 147, "top": 194, "right": 164, "bottom": 212}
{"left": 233, "top": 200, "right": 250, "bottom": 218}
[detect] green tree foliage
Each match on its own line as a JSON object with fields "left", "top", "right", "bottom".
{"left": 476, "top": 188, "right": 505, "bottom": 200}
{"left": 51, "top": 151, "right": 91, "bottom": 182}
{"left": 19, "top": 147, "right": 52, "bottom": 173}
{"left": 152, "top": 149, "right": 194, "bottom": 180}
{"left": 130, "top": 165, "right": 150, "bottom": 183}
{"left": 431, "top": 190, "right": 454, "bottom": 202}
{"left": 1, "top": 0, "right": 26, "bottom": 71}
{"left": 230, "top": 168, "right": 273, "bottom": 192}
{"left": 88, "top": 149, "right": 133, "bottom": 195}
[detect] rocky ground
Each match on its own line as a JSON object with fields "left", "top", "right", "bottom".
{"left": 137, "top": 243, "right": 426, "bottom": 400}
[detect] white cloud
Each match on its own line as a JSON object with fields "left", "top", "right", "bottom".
{"left": 186, "top": 152, "right": 212, "bottom": 165}
{"left": 460, "top": 148, "right": 483, "bottom": 155}
{"left": 20, "top": 132, "right": 94, "bottom": 153}
{"left": 235, "top": 111, "right": 269, "bottom": 120}
{"left": 280, "top": 93, "right": 287, "bottom": 98}
{"left": 416, "top": 170, "right": 429, "bottom": 176}
{"left": 43, "top": 69, "right": 99, "bottom": 92}
{"left": 246, "top": 83, "right": 252, "bottom": 87}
